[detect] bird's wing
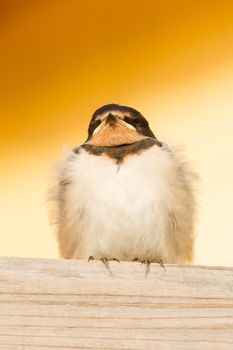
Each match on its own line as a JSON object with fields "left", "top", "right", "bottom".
{"left": 161, "top": 144, "right": 198, "bottom": 264}
{"left": 48, "top": 146, "right": 84, "bottom": 258}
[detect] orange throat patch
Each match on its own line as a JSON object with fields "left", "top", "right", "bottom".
{"left": 87, "top": 123, "right": 146, "bottom": 147}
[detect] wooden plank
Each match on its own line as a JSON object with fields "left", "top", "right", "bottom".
{"left": 0, "top": 257, "right": 232, "bottom": 350}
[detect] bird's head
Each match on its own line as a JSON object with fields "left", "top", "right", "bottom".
{"left": 85, "top": 104, "right": 155, "bottom": 147}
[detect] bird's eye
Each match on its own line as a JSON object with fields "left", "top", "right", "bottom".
{"left": 124, "top": 117, "right": 145, "bottom": 129}
{"left": 88, "top": 119, "right": 101, "bottom": 136}
{"left": 92, "top": 119, "right": 101, "bottom": 130}
{"left": 124, "top": 116, "right": 135, "bottom": 126}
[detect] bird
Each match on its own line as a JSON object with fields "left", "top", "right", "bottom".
{"left": 50, "top": 104, "right": 197, "bottom": 265}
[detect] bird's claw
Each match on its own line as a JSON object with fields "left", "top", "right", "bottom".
{"left": 88, "top": 255, "right": 95, "bottom": 261}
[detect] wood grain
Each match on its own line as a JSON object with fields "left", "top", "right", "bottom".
{"left": 0, "top": 257, "right": 232, "bottom": 350}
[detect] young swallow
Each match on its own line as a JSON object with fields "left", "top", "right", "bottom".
{"left": 50, "top": 104, "right": 197, "bottom": 265}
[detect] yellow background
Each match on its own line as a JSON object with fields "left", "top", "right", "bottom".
{"left": 0, "top": 0, "right": 233, "bottom": 265}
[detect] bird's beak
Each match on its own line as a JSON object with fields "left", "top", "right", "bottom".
{"left": 93, "top": 115, "right": 136, "bottom": 135}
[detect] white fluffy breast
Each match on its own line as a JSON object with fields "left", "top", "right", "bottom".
{"left": 53, "top": 144, "right": 196, "bottom": 264}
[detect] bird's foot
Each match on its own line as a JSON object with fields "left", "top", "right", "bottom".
{"left": 132, "top": 258, "right": 166, "bottom": 274}
{"left": 100, "top": 257, "right": 120, "bottom": 276}
{"left": 101, "top": 257, "right": 120, "bottom": 265}
{"left": 88, "top": 256, "right": 120, "bottom": 263}
{"left": 88, "top": 256, "right": 119, "bottom": 277}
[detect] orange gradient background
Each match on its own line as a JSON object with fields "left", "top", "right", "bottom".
{"left": 0, "top": 0, "right": 233, "bottom": 265}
